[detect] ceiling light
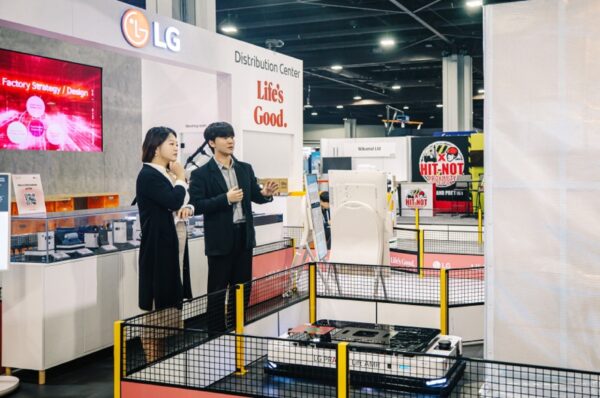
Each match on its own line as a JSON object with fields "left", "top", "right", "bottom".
{"left": 353, "top": 95, "right": 362, "bottom": 100}
{"left": 466, "top": 0, "right": 483, "bottom": 7}
{"left": 304, "top": 104, "right": 313, "bottom": 109}
{"left": 403, "top": 106, "right": 409, "bottom": 110}
{"left": 391, "top": 84, "right": 401, "bottom": 90}
{"left": 436, "top": 104, "right": 443, "bottom": 108}
{"left": 478, "top": 88, "right": 485, "bottom": 94}
{"left": 311, "top": 112, "right": 318, "bottom": 116}
{"left": 429, "top": 115, "right": 435, "bottom": 119}
{"left": 221, "top": 24, "right": 238, "bottom": 34}
{"left": 331, "top": 65, "right": 343, "bottom": 71}
{"left": 336, "top": 105, "right": 344, "bottom": 109}
{"left": 377, "top": 114, "right": 383, "bottom": 117}
{"left": 379, "top": 38, "right": 396, "bottom": 47}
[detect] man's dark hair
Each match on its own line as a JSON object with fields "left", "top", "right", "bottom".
{"left": 204, "top": 122, "right": 235, "bottom": 153}
{"left": 319, "top": 191, "right": 329, "bottom": 203}
{"left": 142, "top": 126, "right": 177, "bottom": 163}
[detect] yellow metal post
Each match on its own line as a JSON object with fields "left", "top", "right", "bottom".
{"left": 309, "top": 263, "right": 317, "bottom": 323}
{"left": 235, "top": 284, "right": 247, "bottom": 375}
{"left": 337, "top": 342, "right": 349, "bottom": 398}
{"left": 114, "top": 320, "right": 123, "bottom": 398}
{"left": 440, "top": 269, "right": 448, "bottom": 335}
{"left": 418, "top": 229, "right": 424, "bottom": 279}
{"left": 415, "top": 208, "right": 420, "bottom": 230}
{"left": 478, "top": 208, "right": 483, "bottom": 245}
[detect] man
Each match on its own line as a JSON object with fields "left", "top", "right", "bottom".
{"left": 320, "top": 191, "right": 331, "bottom": 249}
{"left": 189, "top": 122, "right": 278, "bottom": 331}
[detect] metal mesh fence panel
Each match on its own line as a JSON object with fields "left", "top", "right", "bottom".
{"left": 245, "top": 263, "right": 310, "bottom": 324}
{"left": 391, "top": 227, "right": 419, "bottom": 252}
{"left": 124, "top": 264, "right": 311, "bottom": 333}
{"left": 451, "top": 359, "right": 600, "bottom": 397}
{"left": 122, "top": 326, "right": 339, "bottom": 397}
{"left": 253, "top": 238, "right": 293, "bottom": 256}
{"left": 348, "top": 352, "right": 600, "bottom": 397}
{"left": 122, "top": 322, "right": 600, "bottom": 398}
{"left": 122, "top": 290, "right": 233, "bottom": 332}
{"left": 283, "top": 226, "right": 304, "bottom": 243}
{"left": 447, "top": 268, "right": 485, "bottom": 306}
{"left": 316, "top": 263, "right": 441, "bottom": 306}
{"left": 424, "top": 230, "right": 484, "bottom": 255}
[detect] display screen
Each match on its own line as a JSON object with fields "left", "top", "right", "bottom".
{"left": 0, "top": 49, "right": 102, "bottom": 152}
{"left": 322, "top": 157, "right": 352, "bottom": 174}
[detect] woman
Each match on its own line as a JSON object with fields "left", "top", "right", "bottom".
{"left": 136, "top": 126, "right": 193, "bottom": 362}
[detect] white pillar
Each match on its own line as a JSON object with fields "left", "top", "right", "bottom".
{"left": 442, "top": 54, "right": 472, "bottom": 131}
{"left": 344, "top": 118, "right": 357, "bottom": 138}
{"left": 195, "top": 0, "right": 216, "bottom": 32}
{"left": 154, "top": 0, "right": 173, "bottom": 18}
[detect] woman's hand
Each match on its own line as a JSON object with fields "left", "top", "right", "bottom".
{"left": 169, "top": 161, "right": 185, "bottom": 181}
{"left": 177, "top": 206, "right": 193, "bottom": 220}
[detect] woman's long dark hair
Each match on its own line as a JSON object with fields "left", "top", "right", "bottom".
{"left": 142, "top": 126, "right": 177, "bottom": 163}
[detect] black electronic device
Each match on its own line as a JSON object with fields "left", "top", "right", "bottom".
{"left": 265, "top": 320, "right": 465, "bottom": 395}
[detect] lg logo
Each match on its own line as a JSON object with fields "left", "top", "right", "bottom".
{"left": 121, "top": 9, "right": 181, "bottom": 52}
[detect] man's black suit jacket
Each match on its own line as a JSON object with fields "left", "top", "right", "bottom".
{"left": 189, "top": 157, "right": 272, "bottom": 256}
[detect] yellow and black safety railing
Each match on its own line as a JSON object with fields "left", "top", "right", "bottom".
{"left": 113, "top": 320, "right": 123, "bottom": 398}
{"left": 115, "top": 323, "right": 600, "bottom": 398}
{"left": 415, "top": 207, "right": 420, "bottom": 230}
{"left": 235, "top": 283, "right": 247, "bottom": 375}
{"left": 336, "top": 342, "right": 349, "bottom": 398}
{"left": 439, "top": 268, "right": 449, "bottom": 335}
{"left": 309, "top": 262, "right": 317, "bottom": 323}
{"left": 478, "top": 207, "right": 483, "bottom": 245}
{"left": 418, "top": 228, "right": 425, "bottom": 278}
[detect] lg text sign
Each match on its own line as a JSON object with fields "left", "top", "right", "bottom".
{"left": 121, "top": 9, "right": 181, "bottom": 52}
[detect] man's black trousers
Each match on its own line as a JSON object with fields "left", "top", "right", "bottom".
{"left": 206, "top": 223, "right": 252, "bottom": 331}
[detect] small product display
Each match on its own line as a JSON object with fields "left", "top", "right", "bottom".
{"left": 112, "top": 220, "right": 128, "bottom": 244}
{"left": 37, "top": 231, "right": 55, "bottom": 251}
{"left": 265, "top": 320, "right": 465, "bottom": 395}
{"left": 55, "top": 228, "right": 86, "bottom": 252}
{"left": 10, "top": 207, "right": 146, "bottom": 263}
{"left": 10, "top": 207, "right": 207, "bottom": 263}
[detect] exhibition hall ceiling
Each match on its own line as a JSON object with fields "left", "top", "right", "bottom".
{"left": 215, "top": 0, "right": 508, "bottom": 128}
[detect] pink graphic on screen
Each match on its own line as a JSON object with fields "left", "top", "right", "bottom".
{"left": 0, "top": 49, "right": 102, "bottom": 152}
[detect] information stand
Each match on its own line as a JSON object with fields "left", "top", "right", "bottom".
{"left": 304, "top": 174, "right": 340, "bottom": 294}
{"left": 284, "top": 174, "right": 340, "bottom": 297}
{"left": 12, "top": 174, "right": 46, "bottom": 215}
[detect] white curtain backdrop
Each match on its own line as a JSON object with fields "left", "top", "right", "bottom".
{"left": 485, "top": 0, "right": 600, "bottom": 371}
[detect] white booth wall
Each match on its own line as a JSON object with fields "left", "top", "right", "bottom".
{"left": 141, "top": 59, "right": 219, "bottom": 140}
{"left": 320, "top": 137, "right": 410, "bottom": 182}
{"left": 0, "top": 0, "right": 304, "bottom": 199}
{"left": 485, "top": 0, "right": 600, "bottom": 371}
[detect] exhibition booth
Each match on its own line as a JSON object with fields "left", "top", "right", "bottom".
{"left": 0, "top": 0, "right": 599, "bottom": 396}
{"left": 0, "top": 0, "right": 303, "bottom": 382}
{"left": 320, "top": 133, "right": 484, "bottom": 217}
